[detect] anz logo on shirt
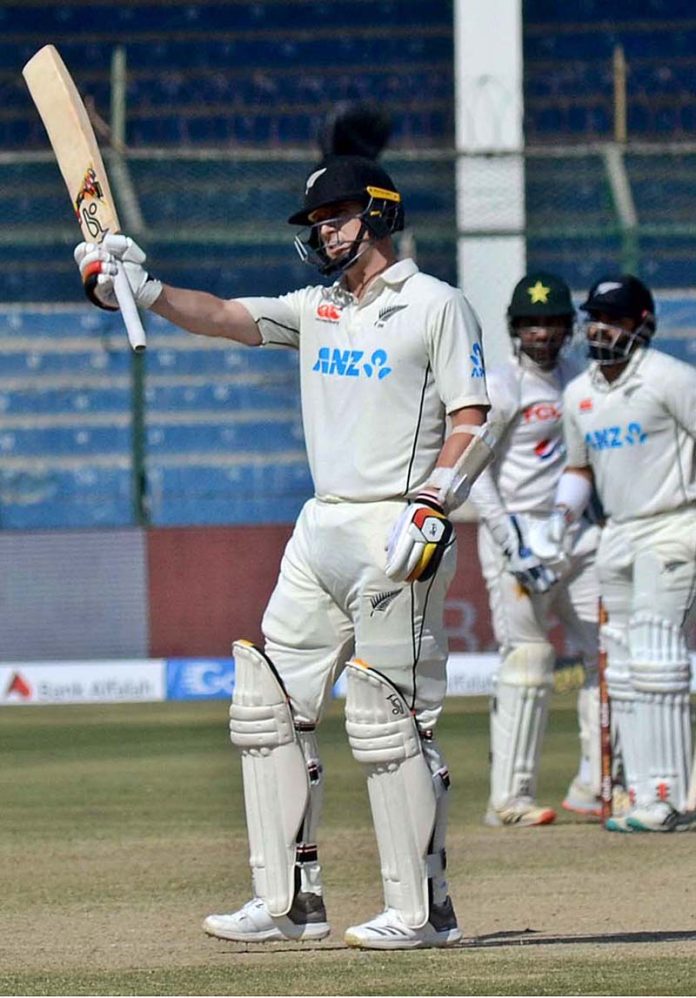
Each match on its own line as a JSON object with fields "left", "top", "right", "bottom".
{"left": 470, "top": 342, "right": 485, "bottom": 379}
{"left": 584, "top": 422, "right": 648, "bottom": 451}
{"left": 312, "top": 347, "right": 392, "bottom": 380}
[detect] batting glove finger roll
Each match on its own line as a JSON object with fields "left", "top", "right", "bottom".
{"left": 74, "top": 236, "right": 162, "bottom": 311}
{"left": 385, "top": 497, "right": 454, "bottom": 583}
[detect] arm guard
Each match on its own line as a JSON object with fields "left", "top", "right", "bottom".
{"left": 423, "top": 423, "right": 498, "bottom": 513}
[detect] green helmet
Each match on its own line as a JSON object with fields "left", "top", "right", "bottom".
{"left": 507, "top": 271, "right": 575, "bottom": 368}
{"left": 507, "top": 271, "right": 575, "bottom": 321}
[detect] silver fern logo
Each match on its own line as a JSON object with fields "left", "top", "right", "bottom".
{"left": 375, "top": 304, "right": 408, "bottom": 327}
{"left": 368, "top": 590, "right": 401, "bottom": 616}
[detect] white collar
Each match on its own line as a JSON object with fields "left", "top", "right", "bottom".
{"left": 345, "top": 257, "right": 419, "bottom": 306}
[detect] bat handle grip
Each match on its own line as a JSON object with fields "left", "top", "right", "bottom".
{"left": 114, "top": 264, "right": 147, "bottom": 353}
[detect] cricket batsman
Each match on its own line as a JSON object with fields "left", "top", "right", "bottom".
{"left": 539, "top": 274, "right": 696, "bottom": 832}
{"left": 73, "top": 154, "right": 497, "bottom": 946}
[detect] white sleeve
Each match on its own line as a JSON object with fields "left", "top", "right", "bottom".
{"left": 663, "top": 356, "right": 696, "bottom": 438}
{"left": 562, "top": 382, "right": 590, "bottom": 468}
{"left": 468, "top": 365, "right": 520, "bottom": 537}
{"left": 234, "top": 290, "right": 304, "bottom": 349}
{"left": 428, "top": 291, "right": 490, "bottom": 412}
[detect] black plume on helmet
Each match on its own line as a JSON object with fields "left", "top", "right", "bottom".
{"left": 289, "top": 102, "right": 402, "bottom": 277}
{"left": 318, "top": 101, "right": 392, "bottom": 161}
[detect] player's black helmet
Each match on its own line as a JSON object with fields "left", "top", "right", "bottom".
{"left": 506, "top": 271, "right": 575, "bottom": 368}
{"left": 289, "top": 155, "right": 404, "bottom": 277}
{"left": 580, "top": 274, "right": 655, "bottom": 325}
{"left": 580, "top": 274, "right": 656, "bottom": 365}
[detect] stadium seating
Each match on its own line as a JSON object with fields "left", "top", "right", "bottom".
{"left": 1, "top": 294, "right": 693, "bottom": 530}
{"left": 0, "top": 306, "right": 310, "bottom": 529}
{"left": 0, "top": 0, "right": 454, "bottom": 151}
{"left": 2, "top": 2, "right": 694, "bottom": 150}
{"left": 0, "top": 2, "right": 693, "bottom": 531}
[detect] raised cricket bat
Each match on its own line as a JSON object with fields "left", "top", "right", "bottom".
{"left": 22, "top": 44, "right": 146, "bottom": 352}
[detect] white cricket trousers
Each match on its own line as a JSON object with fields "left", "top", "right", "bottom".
{"left": 261, "top": 497, "right": 457, "bottom": 729}
{"left": 477, "top": 514, "right": 600, "bottom": 664}
{"left": 597, "top": 507, "right": 696, "bottom": 634}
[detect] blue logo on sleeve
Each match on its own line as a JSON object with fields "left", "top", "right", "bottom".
{"left": 584, "top": 422, "right": 648, "bottom": 451}
{"left": 312, "top": 347, "right": 392, "bottom": 379}
{"left": 470, "top": 342, "right": 485, "bottom": 379}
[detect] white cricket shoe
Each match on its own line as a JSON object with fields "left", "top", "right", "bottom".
{"left": 344, "top": 897, "right": 462, "bottom": 950}
{"left": 626, "top": 801, "right": 682, "bottom": 833}
{"left": 562, "top": 778, "right": 602, "bottom": 818}
{"left": 484, "top": 796, "right": 556, "bottom": 828}
{"left": 203, "top": 894, "right": 330, "bottom": 942}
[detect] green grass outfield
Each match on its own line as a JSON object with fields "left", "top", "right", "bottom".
{"left": 1, "top": 694, "right": 695, "bottom": 996}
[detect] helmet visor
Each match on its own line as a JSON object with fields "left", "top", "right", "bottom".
{"left": 293, "top": 206, "right": 372, "bottom": 277}
{"left": 584, "top": 319, "right": 642, "bottom": 365}
{"left": 511, "top": 319, "right": 574, "bottom": 368}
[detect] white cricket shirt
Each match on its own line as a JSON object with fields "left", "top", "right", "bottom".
{"left": 563, "top": 347, "right": 696, "bottom": 523}
{"left": 237, "top": 259, "right": 489, "bottom": 502}
{"left": 470, "top": 352, "right": 582, "bottom": 520}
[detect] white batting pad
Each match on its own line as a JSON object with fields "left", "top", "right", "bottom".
{"left": 490, "top": 643, "right": 555, "bottom": 806}
{"left": 604, "top": 625, "right": 639, "bottom": 801}
{"left": 345, "top": 659, "right": 436, "bottom": 929}
{"left": 577, "top": 682, "right": 601, "bottom": 795}
{"left": 228, "top": 640, "right": 309, "bottom": 917}
{"left": 629, "top": 614, "right": 692, "bottom": 809}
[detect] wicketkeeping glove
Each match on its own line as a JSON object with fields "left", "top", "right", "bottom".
{"left": 385, "top": 497, "right": 454, "bottom": 583}
{"left": 74, "top": 234, "right": 162, "bottom": 311}
{"left": 499, "top": 514, "right": 558, "bottom": 595}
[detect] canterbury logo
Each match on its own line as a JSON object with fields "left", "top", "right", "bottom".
{"left": 368, "top": 590, "right": 401, "bottom": 615}
{"left": 375, "top": 304, "right": 408, "bottom": 327}
{"left": 316, "top": 303, "right": 341, "bottom": 322}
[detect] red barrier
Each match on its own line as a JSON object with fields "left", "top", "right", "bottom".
{"left": 146, "top": 522, "right": 559, "bottom": 657}
{"left": 147, "top": 524, "right": 293, "bottom": 656}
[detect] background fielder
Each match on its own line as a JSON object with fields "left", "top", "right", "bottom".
{"left": 542, "top": 274, "right": 696, "bottom": 833}
{"left": 468, "top": 272, "right": 602, "bottom": 828}
{"left": 74, "top": 154, "right": 494, "bottom": 948}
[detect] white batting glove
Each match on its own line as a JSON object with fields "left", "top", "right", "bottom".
{"left": 497, "top": 514, "right": 558, "bottom": 595}
{"left": 74, "top": 234, "right": 163, "bottom": 311}
{"left": 527, "top": 507, "right": 571, "bottom": 564}
{"left": 385, "top": 498, "right": 454, "bottom": 583}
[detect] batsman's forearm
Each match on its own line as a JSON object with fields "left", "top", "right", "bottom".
{"left": 152, "top": 284, "right": 262, "bottom": 345}
{"left": 421, "top": 406, "right": 497, "bottom": 511}
{"left": 436, "top": 405, "right": 489, "bottom": 469}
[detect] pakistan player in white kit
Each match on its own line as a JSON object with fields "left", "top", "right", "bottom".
{"left": 73, "top": 155, "right": 495, "bottom": 947}
{"left": 469, "top": 272, "right": 601, "bottom": 828}
{"left": 540, "top": 274, "right": 696, "bottom": 833}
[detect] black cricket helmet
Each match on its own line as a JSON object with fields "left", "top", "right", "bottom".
{"left": 288, "top": 155, "right": 404, "bottom": 277}
{"left": 580, "top": 274, "right": 656, "bottom": 364}
{"left": 506, "top": 271, "right": 575, "bottom": 367}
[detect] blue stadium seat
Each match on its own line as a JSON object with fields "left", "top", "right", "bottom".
{"left": 146, "top": 461, "right": 313, "bottom": 526}
{"left": 0, "top": 465, "right": 133, "bottom": 529}
{"left": 145, "top": 419, "right": 304, "bottom": 455}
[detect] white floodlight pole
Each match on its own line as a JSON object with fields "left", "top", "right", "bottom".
{"left": 453, "top": 0, "right": 526, "bottom": 367}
